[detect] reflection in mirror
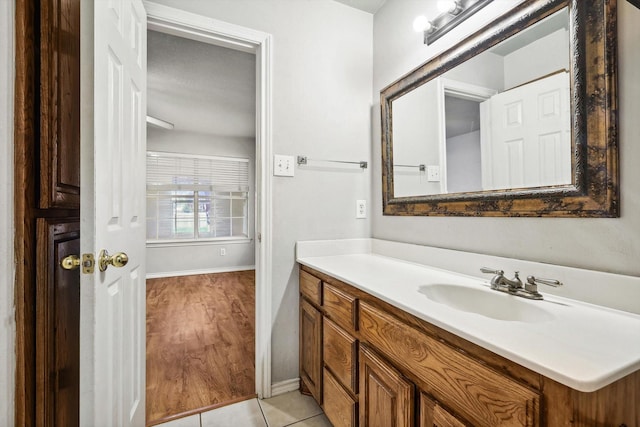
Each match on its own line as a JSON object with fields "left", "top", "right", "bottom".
{"left": 392, "top": 8, "right": 570, "bottom": 197}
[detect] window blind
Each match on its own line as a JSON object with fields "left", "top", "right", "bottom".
{"left": 146, "top": 151, "right": 249, "bottom": 192}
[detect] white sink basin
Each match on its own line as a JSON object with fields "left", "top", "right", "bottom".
{"left": 419, "top": 284, "right": 555, "bottom": 322}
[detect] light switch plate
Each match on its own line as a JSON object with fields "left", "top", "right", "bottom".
{"left": 427, "top": 165, "right": 441, "bottom": 182}
{"left": 274, "top": 154, "right": 295, "bottom": 177}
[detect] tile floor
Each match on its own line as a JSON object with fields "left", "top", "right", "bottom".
{"left": 157, "top": 391, "right": 332, "bottom": 427}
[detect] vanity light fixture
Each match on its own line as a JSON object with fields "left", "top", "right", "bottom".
{"left": 417, "top": 0, "right": 494, "bottom": 45}
{"left": 413, "top": 15, "right": 434, "bottom": 33}
{"left": 437, "top": 0, "right": 463, "bottom": 15}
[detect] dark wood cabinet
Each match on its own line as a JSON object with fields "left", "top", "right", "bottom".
{"left": 39, "top": 0, "right": 81, "bottom": 209}
{"left": 15, "top": 0, "right": 82, "bottom": 425}
{"left": 36, "top": 219, "right": 80, "bottom": 427}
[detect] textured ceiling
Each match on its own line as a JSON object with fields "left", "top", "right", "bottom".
{"left": 332, "top": 0, "right": 386, "bottom": 14}
{"left": 147, "top": 30, "right": 256, "bottom": 138}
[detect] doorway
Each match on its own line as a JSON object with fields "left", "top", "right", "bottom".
{"left": 143, "top": 0, "right": 275, "bottom": 412}
{"left": 144, "top": 25, "right": 258, "bottom": 425}
{"left": 139, "top": 0, "right": 275, "bottom": 398}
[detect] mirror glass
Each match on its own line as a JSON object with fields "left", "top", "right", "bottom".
{"left": 392, "top": 8, "right": 570, "bottom": 198}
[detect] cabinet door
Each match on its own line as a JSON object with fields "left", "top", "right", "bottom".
{"left": 420, "top": 393, "right": 468, "bottom": 427}
{"left": 324, "top": 368, "right": 358, "bottom": 427}
{"left": 359, "top": 344, "right": 413, "bottom": 427}
{"left": 40, "top": 0, "right": 81, "bottom": 208}
{"left": 36, "top": 219, "right": 81, "bottom": 427}
{"left": 300, "top": 299, "right": 323, "bottom": 403}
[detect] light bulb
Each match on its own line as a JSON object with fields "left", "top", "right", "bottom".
{"left": 413, "top": 15, "right": 433, "bottom": 33}
{"left": 437, "top": 0, "right": 460, "bottom": 14}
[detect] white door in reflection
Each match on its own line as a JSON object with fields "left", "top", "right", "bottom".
{"left": 480, "top": 71, "right": 571, "bottom": 190}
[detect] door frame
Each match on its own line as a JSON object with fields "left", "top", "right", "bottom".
{"left": 143, "top": 1, "right": 274, "bottom": 399}
{"left": 436, "top": 78, "right": 496, "bottom": 194}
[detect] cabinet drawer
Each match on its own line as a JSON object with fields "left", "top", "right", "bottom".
{"left": 300, "top": 270, "right": 322, "bottom": 306}
{"left": 323, "top": 368, "right": 358, "bottom": 427}
{"left": 359, "top": 302, "right": 540, "bottom": 427}
{"left": 323, "top": 283, "right": 357, "bottom": 332}
{"left": 323, "top": 317, "right": 358, "bottom": 395}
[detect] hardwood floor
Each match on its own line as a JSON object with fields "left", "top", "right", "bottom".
{"left": 146, "top": 271, "right": 256, "bottom": 426}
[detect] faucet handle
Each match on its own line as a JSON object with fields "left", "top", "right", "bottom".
{"left": 526, "top": 276, "right": 563, "bottom": 287}
{"left": 480, "top": 267, "right": 504, "bottom": 275}
{"left": 525, "top": 275, "right": 563, "bottom": 294}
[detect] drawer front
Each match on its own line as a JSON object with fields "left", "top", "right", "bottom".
{"left": 323, "top": 283, "right": 357, "bottom": 332}
{"left": 359, "top": 302, "right": 540, "bottom": 427}
{"left": 323, "top": 317, "right": 358, "bottom": 395}
{"left": 300, "top": 270, "right": 322, "bottom": 306}
{"left": 323, "top": 368, "right": 358, "bottom": 427}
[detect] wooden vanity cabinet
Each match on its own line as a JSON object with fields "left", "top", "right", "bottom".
{"left": 298, "top": 265, "right": 640, "bottom": 427}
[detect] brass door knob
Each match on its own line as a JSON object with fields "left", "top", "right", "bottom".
{"left": 98, "top": 249, "right": 129, "bottom": 272}
{"left": 60, "top": 255, "right": 81, "bottom": 270}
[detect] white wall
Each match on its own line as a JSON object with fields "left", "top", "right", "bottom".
{"left": 393, "top": 79, "right": 441, "bottom": 196}
{"left": 503, "top": 28, "right": 569, "bottom": 90}
{"left": 146, "top": 128, "right": 256, "bottom": 276}
{"left": 149, "top": 0, "right": 373, "bottom": 384}
{"left": 444, "top": 52, "right": 504, "bottom": 92}
{"left": 0, "top": 1, "right": 15, "bottom": 424}
{"left": 446, "top": 130, "right": 482, "bottom": 193}
{"left": 373, "top": 0, "right": 640, "bottom": 277}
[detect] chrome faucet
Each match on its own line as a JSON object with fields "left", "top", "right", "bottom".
{"left": 480, "top": 267, "right": 523, "bottom": 291}
{"left": 480, "top": 268, "right": 563, "bottom": 300}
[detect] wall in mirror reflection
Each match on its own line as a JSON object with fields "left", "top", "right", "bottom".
{"left": 392, "top": 8, "right": 571, "bottom": 198}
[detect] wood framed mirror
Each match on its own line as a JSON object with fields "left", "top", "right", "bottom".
{"left": 381, "top": 0, "right": 618, "bottom": 217}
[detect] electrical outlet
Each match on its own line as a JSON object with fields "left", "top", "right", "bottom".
{"left": 274, "top": 154, "right": 295, "bottom": 177}
{"left": 220, "top": 248, "right": 226, "bottom": 256}
{"left": 427, "top": 165, "right": 441, "bottom": 182}
{"left": 356, "top": 199, "right": 367, "bottom": 219}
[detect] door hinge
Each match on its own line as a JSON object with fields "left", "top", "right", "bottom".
{"left": 82, "top": 253, "right": 95, "bottom": 274}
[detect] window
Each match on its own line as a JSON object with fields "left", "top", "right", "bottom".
{"left": 146, "top": 151, "right": 250, "bottom": 242}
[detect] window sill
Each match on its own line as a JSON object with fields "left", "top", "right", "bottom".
{"left": 146, "top": 237, "right": 252, "bottom": 248}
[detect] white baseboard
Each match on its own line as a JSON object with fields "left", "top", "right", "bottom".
{"left": 146, "top": 265, "right": 255, "bottom": 279}
{"left": 270, "top": 378, "right": 300, "bottom": 396}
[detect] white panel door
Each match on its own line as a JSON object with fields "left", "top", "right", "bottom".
{"left": 481, "top": 72, "right": 570, "bottom": 190}
{"left": 81, "top": 0, "right": 147, "bottom": 426}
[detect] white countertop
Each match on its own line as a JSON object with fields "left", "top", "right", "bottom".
{"left": 297, "top": 250, "right": 640, "bottom": 392}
